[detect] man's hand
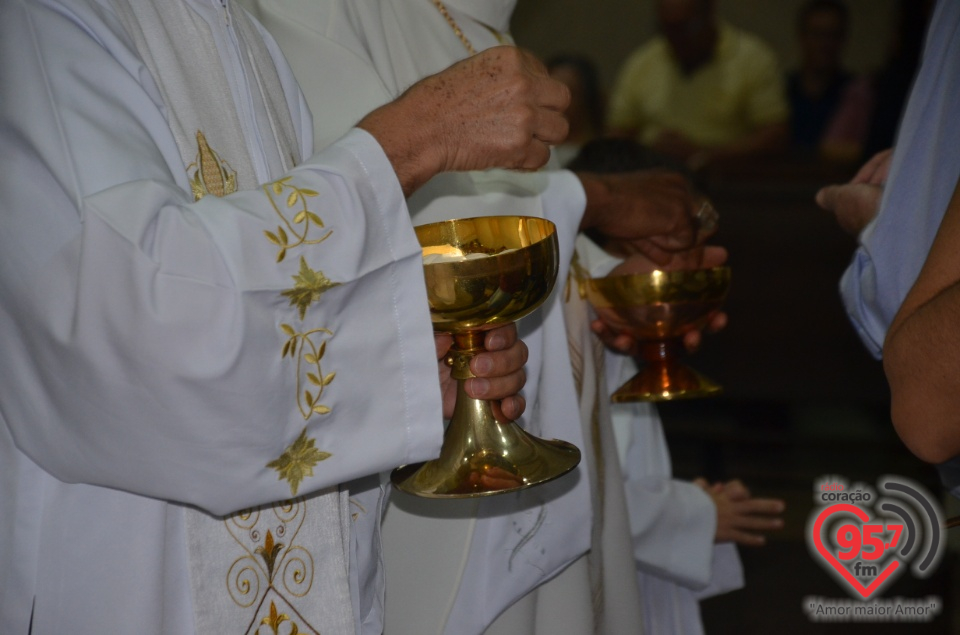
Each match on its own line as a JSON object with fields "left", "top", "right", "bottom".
{"left": 695, "top": 478, "right": 785, "bottom": 546}
{"left": 590, "top": 246, "right": 729, "bottom": 355}
{"left": 816, "top": 148, "right": 893, "bottom": 236}
{"left": 436, "top": 323, "right": 528, "bottom": 421}
{"left": 577, "top": 170, "right": 708, "bottom": 264}
{"left": 359, "top": 46, "right": 570, "bottom": 196}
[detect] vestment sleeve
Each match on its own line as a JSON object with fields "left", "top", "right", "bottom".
{"left": 610, "top": 395, "right": 729, "bottom": 589}
{"left": 0, "top": 0, "right": 442, "bottom": 516}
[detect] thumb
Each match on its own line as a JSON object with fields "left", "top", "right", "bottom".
{"left": 815, "top": 185, "right": 839, "bottom": 212}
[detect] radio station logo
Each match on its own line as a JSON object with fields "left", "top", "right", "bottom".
{"left": 804, "top": 475, "right": 945, "bottom": 622}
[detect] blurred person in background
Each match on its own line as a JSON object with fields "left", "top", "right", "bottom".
{"left": 863, "top": 0, "right": 935, "bottom": 158}
{"left": 607, "top": 0, "right": 789, "bottom": 171}
{"left": 787, "top": 0, "right": 874, "bottom": 163}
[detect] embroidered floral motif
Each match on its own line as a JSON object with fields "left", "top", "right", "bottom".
{"left": 281, "top": 256, "right": 340, "bottom": 320}
{"left": 267, "top": 428, "right": 331, "bottom": 496}
{"left": 263, "top": 177, "right": 332, "bottom": 263}
{"left": 188, "top": 130, "right": 237, "bottom": 200}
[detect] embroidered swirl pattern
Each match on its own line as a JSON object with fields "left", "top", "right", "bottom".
{"left": 224, "top": 499, "right": 319, "bottom": 632}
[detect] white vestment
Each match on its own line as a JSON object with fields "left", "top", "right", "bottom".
{"left": 241, "top": 1, "right": 652, "bottom": 633}
{"left": 0, "top": 1, "right": 445, "bottom": 633}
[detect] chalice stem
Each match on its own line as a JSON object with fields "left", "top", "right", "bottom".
{"left": 639, "top": 339, "right": 683, "bottom": 390}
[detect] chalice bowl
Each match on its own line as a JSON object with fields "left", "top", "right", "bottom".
{"left": 391, "top": 216, "right": 581, "bottom": 498}
{"left": 585, "top": 267, "right": 731, "bottom": 402}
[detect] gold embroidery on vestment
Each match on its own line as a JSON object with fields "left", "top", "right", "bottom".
{"left": 282, "top": 256, "right": 340, "bottom": 320}
{"left": 260, "top": 174, "right": 340, "bottom": 491}
{"left": 280, "top": 324, "right": 336, "bottom": 420}
{"left": 188, "top": 130, "right": 237, "bottom": 200}
{"left": 222, "top": 499, "right": 319, "bottom": 632}
{"left": 267, "top": 427, "right": 331, "bottom": 495}
{"left": 263, "top": 177, "right": 332, "bottom": 263}
{"left": 260, "top": 601, "right": 305, "bottom": 635}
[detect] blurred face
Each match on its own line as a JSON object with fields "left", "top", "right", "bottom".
{"left": 799, "top": 8, "right": 847, "bottom": 73}
{"left": 657, "top": 0, "right": 716, "bottom": 72}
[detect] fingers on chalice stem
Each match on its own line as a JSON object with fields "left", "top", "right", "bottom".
{"left": 448, "top": 331, "right": 487, "bottom": 379}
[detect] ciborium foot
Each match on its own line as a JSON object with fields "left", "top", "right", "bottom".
{"left": 612, "top": 339, "right": 722, "bottom": 402}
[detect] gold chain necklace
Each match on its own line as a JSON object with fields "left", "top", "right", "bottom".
{"left": 430, "top": 0, "right": 477, "bottom": 56}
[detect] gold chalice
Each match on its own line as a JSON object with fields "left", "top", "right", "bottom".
{"left": 585, "top": 267, "right": 731, "bottom": 402}
{"left": 391, "top": 216, "right": 581, "bottom": 498}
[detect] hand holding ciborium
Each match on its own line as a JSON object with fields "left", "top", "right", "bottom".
{"left": 585, "top": 263, "right": 730, "bottom": 402}
{"left": 391, "top": 216, "right": 581, "bottom": 498}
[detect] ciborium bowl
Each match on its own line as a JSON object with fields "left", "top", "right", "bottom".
{"left": 391, "top": 216, "right": 581, "bottom": 498}
{"left": 585, "top": 266, "right": 731, "bottom": 402}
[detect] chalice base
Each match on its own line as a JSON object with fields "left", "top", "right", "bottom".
{"left": 612, "top": 364, "right": 722, "bottom": 402}
{"left": 391, "top": 380, "right": 580, "bottom": 499}
{"left": 612, "top": 338, "right": 723, "bottom": 402}
{"left": 391, "top": 432, "right": 580, "bottom": 499}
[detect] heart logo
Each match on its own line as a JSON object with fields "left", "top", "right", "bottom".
{"left": 812, "top": 503, "right": 901, "bottom": 599}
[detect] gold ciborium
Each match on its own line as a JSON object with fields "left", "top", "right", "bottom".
{"left": 585, "top": 267, "right": 731, "bottom": 402}
{"left": 391, "top": 216, "right": 581, "bottom": 498}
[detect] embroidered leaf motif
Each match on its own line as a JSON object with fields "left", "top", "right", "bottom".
{"left": 262, "top": 177, "right": 331, "bottom": 261}
{"left": 280, "top": 256, "right": 340, "bottom": 320}
{"left": 266, "top": 427, "right": 331, "bottom": 496}
{"left": 279, "top": 326, "right": 332, "bottom": 419}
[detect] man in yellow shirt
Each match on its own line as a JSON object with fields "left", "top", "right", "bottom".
{"left": 608, "top": 0, "right": 789, "bottom": 169}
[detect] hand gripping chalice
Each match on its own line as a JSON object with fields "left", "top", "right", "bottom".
{"left": 391, "top": 216, "right": 581, "bottom": 498}
{"left": 585, "top": 266, "right": 731, "bottom": 402}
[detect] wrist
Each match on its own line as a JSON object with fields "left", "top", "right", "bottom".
{"left": 575, "top": 172, "right": 615, "bottom": 232}
{"left": 357, "top": 89, "right": 445, "bottom": 197}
